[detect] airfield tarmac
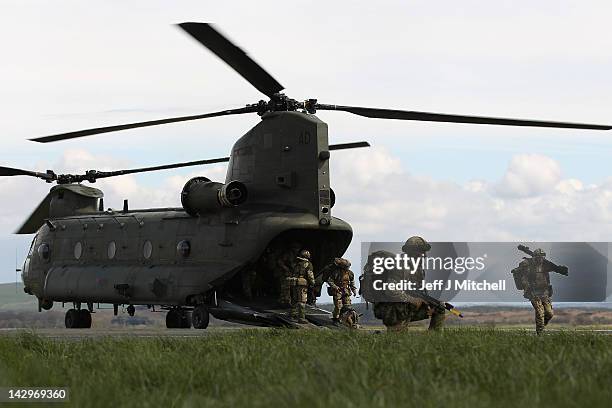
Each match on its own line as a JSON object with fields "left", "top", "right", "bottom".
{"left": 1, "top": 326, "right": 611, "bottom": 339}
{"left": 0, "top": 327, "right": 247, "bottom": 339}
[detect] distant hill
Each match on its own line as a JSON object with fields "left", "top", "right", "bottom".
{"left": 0, "top": 282, "right": 36, "bottom": 310}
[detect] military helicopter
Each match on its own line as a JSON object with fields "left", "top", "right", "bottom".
{"left": 3, "top": 23, "right": 610, "bottom": 329}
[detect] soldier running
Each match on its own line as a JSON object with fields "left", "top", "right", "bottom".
{"left": 511, "top": 246, "right": 568, "bottom": 335}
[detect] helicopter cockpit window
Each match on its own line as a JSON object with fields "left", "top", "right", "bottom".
{"left": 74, "top": 242, "right": 83, "bottom": 260}
{"left": 107, "top": 241, "right": 116, "bottom": 260}
{"left": 143, "top": 240, "right": 153, "bottom": 260}
{"left": 28, "top": 237, "right": 36, "bottom": 256}
{"left": 177, "top": 240, "right": 191, "bottom": 258}
{"left": 38, "top": 243, "right": 50, "bottom": 261}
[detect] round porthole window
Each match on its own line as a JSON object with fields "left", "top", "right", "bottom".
{"left": 177, "top": 240, "right": 191, "bottom": 258}
{"left": 38, "top": 244, "right": 50, "bottom": 261}
{"left": 143, "top": 240, "right": 153, "bottom": 260}
{"left": 108, "top": 241, "right": 117, "bottom": 260}
{"left": 74, "top": 242, "right": 83, "bottom": 260}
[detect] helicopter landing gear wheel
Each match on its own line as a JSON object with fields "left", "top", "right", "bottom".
{"left": 40, "top": 299, "right": 53, "bottom": 310}
{"left": 127, "top": 305, "right": 135, "bottom": 317}
{"left": 65, "top": 309, "right": 80, "bottom": 329}
{"left": 192, "top": 305, "right": 209, "bottom": 329}
{"left": 78, "top": 309, "right": 92, "bottom": 328}
{"left": 180, "top": 311, "right": 192, "bottom": 329}
{"left": 166, "top": 309, "right": 182, "bottom": 329}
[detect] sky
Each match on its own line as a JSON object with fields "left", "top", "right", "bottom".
{"left": 1, "top": 1, "right": 612, "bottom": 287}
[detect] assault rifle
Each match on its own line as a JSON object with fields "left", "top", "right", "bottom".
{"left": 410, "top": 290, "right": 463, "bottom": 318}
{"left": 517, "top": 245, "right": 569, "bottom": 276}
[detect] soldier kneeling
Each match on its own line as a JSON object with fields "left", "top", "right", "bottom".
{"left": 373, "top": 297, "right": 445, "bottom": 332}
{"left": 364, "top": 236, "right": 446, "bottom": 332}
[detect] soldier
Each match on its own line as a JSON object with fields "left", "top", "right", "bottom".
{"left": 241, "top": 268, "right": 257, "bottom": 300}
{"left": 290, "top": 249, "right": 315, "bottom": 323}
{"left": 326, "top": 258, "right": 357, "bottom": 323}
{"left": 511, "top": 247, "right": 567, "bottom": 335}
{"left": 371, "top": 236, "right": 446, "bottom": 331}
{"left": 276, "top": 242, "right": 301, "bottom": 307}
{"left": 339, "top": 305, "right": 360, "bottom": 329}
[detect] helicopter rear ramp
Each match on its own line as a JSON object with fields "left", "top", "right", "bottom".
{"left": 209, "top": 299, "right": 338, "bottom": 329}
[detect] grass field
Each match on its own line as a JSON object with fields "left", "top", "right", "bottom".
{"left": 0, "top": 329, "right": 610, "bottom": 407}
{"left": 0, "top": 282, "right": 35, "bottom": 310}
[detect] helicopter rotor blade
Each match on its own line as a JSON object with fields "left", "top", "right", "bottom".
{"left": 3, "top": 142, "right": 366, "bottom": 185}
{"left": 30, "top": 106, "right": 257, "bottom": 143}
{"left": 0, "top": 166, "right": 55, "bottom": 181}
{"left": 80, "top": 142, "right": 369, "bottom": 181}
{"left": 178, "top": 22, "right": 284, "bottom": 98}
{"left": 92, "top": 157, "right": 231, "bottom": 180}
{"left": 328, "top": 141, "right": 370, "bottom": 151}
{"left": 316, "top": 104, "right": 612, "bottom": 130}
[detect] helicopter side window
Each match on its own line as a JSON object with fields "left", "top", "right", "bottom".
{"left": 23, "top": 257, "right": 31, "bottom": 278}
{"left": 177, "top": 240, "right": 191, "bottom": 258}
{"left": 107, "top": 241, "right": 116, "bottom": 260}
{"left": 38, "top": 243, "right": 50, "bottom": 262}
{"left": 143, "top": 240, "right": 153, "bottom": 260}
{"left": 74, "top": 242, "right": 83, "bottom": 260}
{"left": 28, "top": 237, "right": 36, "bottom": 256}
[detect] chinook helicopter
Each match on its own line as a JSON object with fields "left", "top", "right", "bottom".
{"left": 3, "top": 23, "right": 611, "bottom": 329}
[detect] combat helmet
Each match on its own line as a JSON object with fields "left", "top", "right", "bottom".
{"left": 533, "top": 248, "right": 546, "bottom": 258}
{"left": 334, "top": 258, "right": 351, "bottom": 268}
{"left": 401, "top": 236, "right": 431, "bottom": 254}
{"left": 299, "top": 249, "right": 311, "bottom": 260}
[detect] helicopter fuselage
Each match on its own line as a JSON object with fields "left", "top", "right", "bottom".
{"left": 20, "top": 111, "right": 353, "bottom": 326}
{"left": 22, "top": 206, "right": 352, "bottom": 307}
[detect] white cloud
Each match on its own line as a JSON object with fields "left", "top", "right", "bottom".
{"left": 494, "top": 153, "right": 562, "bottom": 197}
{"left": 330, "top": 148, "right": 612, "bottom": 243}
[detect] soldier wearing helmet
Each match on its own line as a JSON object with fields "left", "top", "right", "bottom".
{"left": 372, "top": 236, "right": 446, "bottom": 331}
{"left": 276, "top": 242, "right": 302, "bottom": 307}
{"left": 326, "top": 257, "right": 357, "bottom": 323}
{"left": 401, "top": 236, "right": 431, "bottom": 286}
{"left": 290, "top": 249, "right": 315, "bottom": 323}
{"left": 511, "top": 247, "right": 567, "bottom": 335}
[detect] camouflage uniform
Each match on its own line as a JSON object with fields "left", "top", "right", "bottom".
{"left": 326, "top": 258, "right": 357, "bottom": 320}
{"left": 290, "top": 250, "right": 315, "bottom": 323}
{"left": 277, "top": 243, "right": 301, "bottom": 306}
{"left": 370, "top": 237, "right": 446, "bottom": 331}
{"left": 512, "top": 248, "right": 559, "bottom": 335}
{"left": 241, "top": 268, "right": 257, "bottom": 299}
{"left": 339, "top": 305, "right": 359, "bottom": 329}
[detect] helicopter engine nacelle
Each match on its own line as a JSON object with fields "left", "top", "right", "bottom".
{"left": 181, "top": 177, "right": 248, "bottom": 216}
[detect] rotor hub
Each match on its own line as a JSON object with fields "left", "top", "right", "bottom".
{"left": 249, "top": 94, "right": 318, "bottom": 116}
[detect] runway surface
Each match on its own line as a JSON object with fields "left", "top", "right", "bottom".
{"left": 1, "top": 327, "right": 611, "bottom": 339}
{"left": 0, "top": 327, "right": 248, "bottom": 340}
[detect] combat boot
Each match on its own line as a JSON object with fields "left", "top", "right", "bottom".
{"left": 427, "top": 309, "right": 446, "bottom": 331}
